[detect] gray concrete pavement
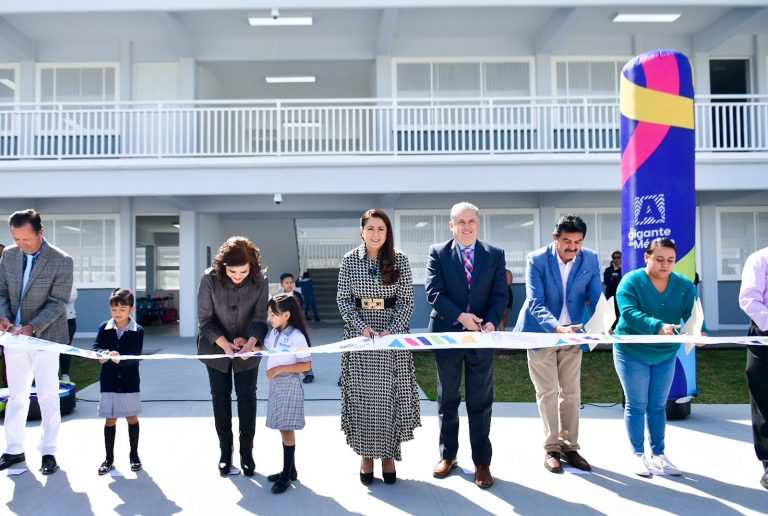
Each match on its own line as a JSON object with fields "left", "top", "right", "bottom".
{"left": 2, "top": 326, "right": 766, "bottom": 515}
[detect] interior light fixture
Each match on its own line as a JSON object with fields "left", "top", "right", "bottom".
{"left": 248, "top": 16, "right": 313, "bottom": 26}
{"left": 612, "top": 13, "right": 681, "bottom": 23}
{"left": 283, "top": 122, "right": 321, "bottom": 128}
{"left": 265, "top": 76, "right": 316, "bottom": 84}
{"left": 414, "top": 222, "right": 429, "bottom": 228}
{"left": 172, "top": 222, "right": 180, "bottom": 229}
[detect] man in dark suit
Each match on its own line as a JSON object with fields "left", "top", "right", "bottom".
{"left": 514, "top": 214, "right": 602, "bottom": 474}
{"left": 0, "top": 209, "right": 73, "bottom": 475}
{"left": 425, "top": 202, "right": 508, "bottom": 489}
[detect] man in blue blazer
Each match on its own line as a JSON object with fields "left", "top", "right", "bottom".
{"left": 514, "top": 214, "right": 602, "bottom": 474}
{"left": 426, "top": 202, "right": 508, "bottom": 489}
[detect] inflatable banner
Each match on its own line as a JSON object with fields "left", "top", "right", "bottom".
{"left": 620, "top": 49, "right": 697, "bottom": 401}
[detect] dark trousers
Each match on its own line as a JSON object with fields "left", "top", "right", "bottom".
{"left": 747, "top": 321, "right": 768, "bottom": 462}
{"left": 435, "top": 348, "right": 494, "bottom": 465}
{"left": 206, "top": 365, "right": 258, "bottom": 456}
{"left": 304, "top": 295, "right": 319, "bottom": 321}
{"left": 59, "top": 318, "right": 77, "bottom": 375}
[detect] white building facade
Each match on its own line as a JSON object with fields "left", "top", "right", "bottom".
{"left": 1, "top": 0, "right": 767, "bottom": 336}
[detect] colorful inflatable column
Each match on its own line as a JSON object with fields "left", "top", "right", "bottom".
{"left": 620, "top": 50, "right": 697, "bottom": 409}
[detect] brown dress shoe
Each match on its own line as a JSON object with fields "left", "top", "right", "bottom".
{"left": 433, "top": 458, "right": 458, "bottom": 478}
{"left": 544, "top": 451, "right": 563, "bottom": 473}
{"left": 563, "top": 450, "right": 591, "bottom": 471}
{"left": 474, "top": 464, "right": 493, "bottom": 488}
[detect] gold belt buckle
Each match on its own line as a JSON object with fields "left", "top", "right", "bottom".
{"left": 362, "top": 298, "right": 384, "bottom": 310}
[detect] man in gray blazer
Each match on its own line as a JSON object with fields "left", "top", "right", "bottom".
{"left": 0, "top": 209, "right": 73, "bottom": 475}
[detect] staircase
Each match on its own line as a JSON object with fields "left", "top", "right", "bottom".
{"left": 305, "top": 268, "right": 342, "bottom": 322}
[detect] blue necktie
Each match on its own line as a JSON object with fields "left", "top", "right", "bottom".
{"left": 15, "top": 254, "right": 34, "bottom": 325}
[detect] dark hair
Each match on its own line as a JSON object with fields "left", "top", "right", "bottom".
{"left": 553, "top": 214, "right": 587, "bottom": 238}
{"left": 646, "top": 237, "right": 677, "bottom": 255}
{"left": 9, "top": 209, "right": 43, "bottom": 233}
{"left": 268, "top": 293, "right": 311, "bottom": 347}
{"left": 612, "top": 250, "right": 622, "bottom": 259}
{"left": 361, "top": 209, "right": 400, "bottom": 286}
{"left": 109, "top": 288, "right": 134, "bottom": 307}
{"left": 280, "top": 273, "right": 294, "bottom": 282}
{"left": 301, "top": 271, "right": 310, "bottom": 279}
{"left": 212, "top": 236, "right": 263, "bottom": 286}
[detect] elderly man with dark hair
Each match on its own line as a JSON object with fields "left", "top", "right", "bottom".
{"left": 514, "top": 214, "right": 602, "bottom": 474}
{"left": 426, "top": 202, "right": 508, "bottom": 489}
{"left": 0, "top": 209, "right": 73, "bottom": 475}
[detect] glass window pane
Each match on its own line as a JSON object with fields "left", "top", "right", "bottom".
{"left": 397, "top": 63, "right": 431, "bottom": 98}
{"left": 44, "top": 216, "right": 118, "bottom": 286}
{"left": 483, "top": 62, "right": 531, "bottom": 97}
{"left": 434, "top": 63, "right": 480, "bottom": 98}
{"left": 720, "top": 211, "right": 754, "bottom": 276}
{"left": 485, "top": 213, "right": 536, "bottom": 279}
{"left": 135, "top": 271, "right": 147, "bottom": 291}
{"left": 157, "top": 270, "right": 180, "bottom": 290}
{"left": 135, "top": 246, "right": 147, "bottom": 267}
{"left": 0, "top": 69, "right": 15, "bottom": 102}
{"left": 157, "top": 246, "right": 180, "bottom": 267}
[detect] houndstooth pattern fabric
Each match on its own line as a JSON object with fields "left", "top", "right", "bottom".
{"left": 266, "top": 373, "right": 306, "bottom": 430}
{"left": 337, "top": 245, "right": 421, "bottom": 460}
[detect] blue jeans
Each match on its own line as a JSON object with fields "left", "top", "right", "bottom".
{"left": 613, "top": 348, "right": 676, "bottom": 455}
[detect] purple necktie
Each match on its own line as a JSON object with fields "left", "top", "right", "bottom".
{"left": 463, "top": 248, "right": 473, "bottom": 287}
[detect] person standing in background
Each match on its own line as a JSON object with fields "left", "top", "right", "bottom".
{"left": 59, "top": 285, "right": 78, "bottom": 383}
{"left": 297, "top": 272, "right": 320, "bottom": 322}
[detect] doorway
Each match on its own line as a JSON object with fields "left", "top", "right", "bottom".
{"left": 135, "top": 215, "right": 180, "bottom": 335}
{"left": 709, "top": 59, "right": 750, "bottom": 149}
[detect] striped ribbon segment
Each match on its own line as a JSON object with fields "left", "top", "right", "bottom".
{"left": 1, "top": 331, "right": 765, "bottom": 360}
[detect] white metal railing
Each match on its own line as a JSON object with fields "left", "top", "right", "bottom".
{"left": 299, "top": 239, "right": 358, "bottom": 270}
{"left": 0, "top": 95, "right": 766, "bottom": 160}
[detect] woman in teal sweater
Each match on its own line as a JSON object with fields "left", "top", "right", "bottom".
{"left": 614, "top": 237, "right": 706, "bottom": 478}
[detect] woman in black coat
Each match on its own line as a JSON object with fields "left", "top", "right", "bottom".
{"left": 197, "top": 236, "right": 269, "bottom": 477}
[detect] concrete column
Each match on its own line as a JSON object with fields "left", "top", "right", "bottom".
{"left": 699, "top": 204, "right": 719, "bottom": 329}
{"left": 535, "top": 54, "right": 552, "bottom": 97}
{"left": 119, "top": 197, "right": 134, "bottom": 291}
{"left": 375, "top": 56, "right": 392, "bottom": 98}
{"left": 754, "top": 34, "right": 767, "bottom": 94}
{"left": 178, "top": 57, "right": 197, "bottom": 100}
{"left": 179, "top": 210, "right": 199, "bottom": 337}
{"left": 692, "top": 52, "right": 711, "bottom": 96}
{"left": 120, "top": 40, "right": 133, "bottom": 102}
{"left": 19, "top": 60, "right": 35, "bottom": 102}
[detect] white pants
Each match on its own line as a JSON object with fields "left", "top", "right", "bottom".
{"left": 4, "top": 349, "right": 61, "bottom": 455}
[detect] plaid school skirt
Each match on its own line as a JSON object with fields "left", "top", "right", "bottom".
{"left": 266, "top": 373, "right": 305, "bottom": 430}
{"left": 98, "top": 392, "right": 142, "bottom": 418}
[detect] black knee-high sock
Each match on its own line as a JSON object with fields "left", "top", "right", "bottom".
{"left": 104, "top": 425, "right": 116, "bottom": 463}
{"left": 128, "top": 422, "right": 140, "bottom": 461}
{"left": 281, "top": 444, "right": 295, "bottom": 482}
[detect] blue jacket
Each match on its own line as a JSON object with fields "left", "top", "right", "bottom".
{"left": 514, "top": 243, "right": 602, "bottom": 333}
{"left": 425, "top": 239, "right": 508, "bottom": 332}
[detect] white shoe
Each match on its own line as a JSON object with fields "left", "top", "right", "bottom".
{"left": 60, "top": 374, "right": 71, "bottom": 383}
{"left": 649, "top": 454, "right": 681, "bottom": 476}
{"left": 634, "top": 453, "right": 652, "bottom": 477}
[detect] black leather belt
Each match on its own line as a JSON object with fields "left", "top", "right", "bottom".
{"left": 354, "top": 297, "right": 396, "bottom": 310}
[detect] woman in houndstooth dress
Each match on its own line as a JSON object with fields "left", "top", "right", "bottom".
{"left": 337, "top": 209, "right": 421, "bottom": 485}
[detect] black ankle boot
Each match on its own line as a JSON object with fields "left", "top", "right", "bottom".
{"left": 219, "top": 450, "right": 233, "bottom": 477}
{"left": 240, "top": 450, "right": 255, "bottom": 477}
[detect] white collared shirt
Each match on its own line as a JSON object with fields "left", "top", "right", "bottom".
{"left": 105, "top": 317, "right": 138, "bottom": 339}
{"left": 556, "top": 252, "right": 574, "bottom": 326}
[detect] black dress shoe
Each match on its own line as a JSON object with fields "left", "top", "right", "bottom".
{"left": 267, "top": 467, "right": 297, "bottom": 482}
{"left": 303, "top": 373, "right": 315, "bottom": 384}
{"left": 382, "top": 458, "right": 397, "bottom": 484}
{"left": 240, "top": 451, "right": 255, "bottom": 477}
{"left": 761, "top": 462, "right": 768, "bottom": 490}
{"left": 359, "top": 470, "right": 374, "bottom": 485}
{"left": 0, "top": 452, "right": 26, "bottom": 470}
{"left": 40, "top": 455, "right": 59, "bottom": 475}
{"left": 130, "top": 456, "right": 142, "bottom": 472}
{"left": 98, "top": 460, "right": 114, "bottom": 476}
{"left": 271, "top": 479, "right": 291, "bottom": 494}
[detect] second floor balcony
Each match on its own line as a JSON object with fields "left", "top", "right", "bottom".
{"left": 0, "top": 96, "right": 766, "bottom": 161}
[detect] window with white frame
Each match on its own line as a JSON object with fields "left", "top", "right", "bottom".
{"left": 38, "top": 64, "right": 117, "bottom": 103}
{"left": 156, "top": 245, "right": 180, "bottom": 290}
{"left": 396, "top": 209, "right": 538, "bottom": 283}
{"left": 44, "top": 215, "right": 120, "bottom": 288}
{"left": 717, "top": 207, "right": 768, "bottom": 280}
{"left": 395, "top": 59, "right": 533, "bottom": 99}
{"left": 554, "top": 58, "right": 628, "bottom": 98}
{"left": 555, "top": 209, "right": 622, "bottom": 270}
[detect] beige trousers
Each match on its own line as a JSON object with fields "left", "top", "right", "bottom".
{"left": 527, "top": 345, "right": 583, "bottom": 453}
